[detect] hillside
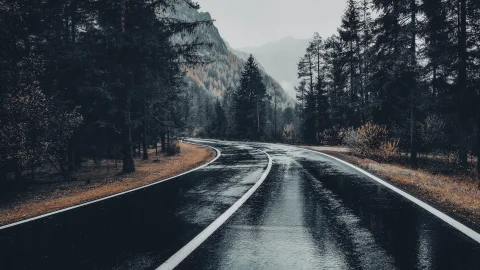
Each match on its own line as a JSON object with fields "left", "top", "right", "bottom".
{"left": 238, "top": 36, "right": 311, "bottom": 98}
{"left": 173, "top": 3, "right": 292, "bottom": 104}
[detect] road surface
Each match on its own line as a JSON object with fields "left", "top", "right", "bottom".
{"left": 0, "top": 139, "right": 479, "bottom": 269}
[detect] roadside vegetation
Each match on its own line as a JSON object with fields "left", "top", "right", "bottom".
{"left": 0, "top": 1, "right": 220, "bottom": 214}
{"left": 289, "top": 0, "right": 480, "bottom": 226}
{"left": 0, "top": 1, "right": 213, "bottom": 184}
{"left": 305, "top": 122, "right": 480, "bottom": 228}
{"left": 291, "top": 0, "right": 480, "bottom": 174}
{"left": 191, "top": 55, "right": 296, "bottom": 142}
{"left": 0, "top": 142, "right": 215, "bottom": 226}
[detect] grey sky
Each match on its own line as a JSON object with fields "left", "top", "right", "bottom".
{"left": 197, "top": 0, "right": 348, "bottom": 48}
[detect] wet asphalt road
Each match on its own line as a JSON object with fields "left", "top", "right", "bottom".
{"left": 0, "top": 139, "right": 479, "bottom": 269}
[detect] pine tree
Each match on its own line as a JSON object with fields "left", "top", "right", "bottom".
{"left": 234, "top": 55, "right": 267, "bottom": 139}
{"left": 471, "top": 0, "right": 480, "bottom": 174}
{"left": 298, "top": 44, "right": 317, "bottom": 144}
{"left": 359, "top": 0, "right": 374, "bottom": 122}
{"left": 408, "top": 0, "right": 419, "bottom": 167}
{"left": 339, "top": 0, "right": 361, "bottom": 126}
{"left": 323, "top": 35, "right": 347, "bottom": 127}
{"left": 310, "top": 33, "right": 330, "bottom": 137}
{"left": 295, "top": 79, "right": 308, "bottom": 141}
{"left": 295, "top": 80, "right": 308, "bottom": 111}
{"left": 210, "top": 99, "right": 226, "bottom": 138}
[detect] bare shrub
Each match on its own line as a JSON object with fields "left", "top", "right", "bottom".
{"left": 347, "top": 123, "right": 393, "bottom": 158}
{"left": 358, "top": 122, "right": 388, "bottom": 151}
{"left": 167, "top": 141, "right": 181, "bottom": 156}
{"left": 344, "top": 128, "right": 362, "bottom": 155}
{"left": 379, "top": 139, "right": 400, "bottom": 161}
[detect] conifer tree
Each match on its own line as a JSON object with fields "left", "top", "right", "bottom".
{"left": 339, "top": 0, "right": 361, "bottom": 126}
{"left": 359, "top": 0, "right": 374, "bottom": 122}
{"left": 298, "top": 44, "right": 317, "bottom": 143}
{"left": 234, "top": 55, "right": 267, "bottom": 139}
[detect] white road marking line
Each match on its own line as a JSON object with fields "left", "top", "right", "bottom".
{"left": 303, "top": 147, "right": 480, "bottom": 244}
{"left": 157, "top": 150, "right": 273, "bottom": 270}
{"left": 0, "top": 143, "right": 221, "bottom": 231}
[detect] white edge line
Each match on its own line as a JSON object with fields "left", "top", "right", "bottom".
{"left": 157, "top": 150, "right": 273, "bottom": 270}
{"left": 0, "top": 141, "right": 221, "bottom": 231}
{"left": 302, "top": 147, "right": 480, "bottom": 244}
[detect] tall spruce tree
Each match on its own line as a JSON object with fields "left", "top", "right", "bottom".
{"left": 408, "top": 0, "right": 419, "bottom": 167}
{"left": 339, "top": 0, "right": 361, "bottom": 127}
{"left": 311, "top": 33, "right": 330, "bottom": 137}
{"left": 234, "top": 55, "right": 267, "bottom": 140}
{"left": 323, "top": 34, "right": 347, "bottom": 127}
{"left": 359, "top": 0, "right": 374, "bottom": 123}
{"left": 298, "top": 44, "right": 317, "bottom": 144}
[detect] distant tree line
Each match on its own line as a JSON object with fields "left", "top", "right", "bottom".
{"left": 296, "top": 0, "right": 480, "bottom": 172}
{"left": 0, "top": 0, "right": 211, "bottom": 182}
{"left": 187, "top": 55, "right": 296, "bottom": 142}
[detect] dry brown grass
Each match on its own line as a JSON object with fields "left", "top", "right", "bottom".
{"left": 310, "top": 148, "right": 480, "bottom": 229}
{"left": 0, "top": 142, "right": 215, "bottom": 226}
{"left": 301, "top": 146, "right": 350, "bottom": 153}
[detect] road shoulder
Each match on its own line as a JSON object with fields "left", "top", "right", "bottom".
{"left": 301, "top": 146, "right": 480, "bottom": 236}
{"left": 0, "top": 142, "right": 216, "bottom": 228}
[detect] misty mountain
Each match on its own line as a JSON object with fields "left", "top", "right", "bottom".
{"left": 236, "top": 36, "right": 311, "bottom": 98}
{"left": 224, "top": 40, "right": 268, "bottom": 73}
{"left": 172, "top": 4, "right": 292, "bottom": 104}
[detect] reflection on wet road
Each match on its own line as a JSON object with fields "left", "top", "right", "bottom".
{"left": 178, "top": 141, "right": 480, "bottom": 270}
{"left": 0, "top": 140, "right": 479, "bottom": 269}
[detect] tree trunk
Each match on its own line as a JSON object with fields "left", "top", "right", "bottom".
{"left": 161, "top": 133, "right": 166, "bottom": 153}
{"left": 138, "top": 136, "right": 141, "bottom": 157}
{"left": 477, "top": 115, "right": 480, "bottom": 177}
{"left": 167, "top": 131, "right": 170, "bottom": 147}
{"left": 410, "top": 80, "right": 418, "bottom": 168}
{"left": 142, "top": 133, "right": 148, "bottom": 160}
{"left": 350, "top": 41, "right": 355, "bottom": 102}
{"left": 122, "top": 95, "right": 135, "bottom": 173}
{"left": 120, "top": 0, "right": 134, "bottom": 173}
{"left": 257, "top": 97, "right": 260, "bottom": 136}
{"left": 309, "top": 56, "right": 314, "bottom": 96}
{"left": 458, "top": 0, "right": 468, "bottom": 167}
{"left": 67, "top": 138, "right": 75, "bottom": 171}
{"left": 409, "top": 0, "right": 418, "bottom": 168}
{"left": 60, "top": 151, "right": 68, "bottom": 176}
{"left": 74, "top": 146, "right": 82, "bottom": 167}
{"left": 142, "top": 110, "right": 148, "bottom": 160}
{"left": 274, "top": 88, "right": 277, "bottom": 139}
{"left": 478, "top": 88, "right": 480, "bottom": 177}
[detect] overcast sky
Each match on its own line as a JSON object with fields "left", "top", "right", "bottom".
{"left": 197, "top": 0, "right": 348, "bottom": 48}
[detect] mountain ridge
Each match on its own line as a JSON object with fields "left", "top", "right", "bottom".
{"left": 171, "top": 3, "right": 292, "bottom": 104}
{"left": 234, "top": 36, "right": 311, "bottom": 98}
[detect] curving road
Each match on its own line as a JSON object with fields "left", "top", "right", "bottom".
{"left": 0, "top": 139, "right": 479, "bottom": 269}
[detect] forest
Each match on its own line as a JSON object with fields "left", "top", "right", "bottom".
{"left": 0, "top": 0, "right": 292, "bottom": 185}
{"left": 294, "top": 0, "right": 480, "bottom": 174}
{"left": 0, "top": 0, "right": 215, "bottom": 181}
{"left": 185, "top": 54, "right": 294, "bottom": 142}
{"left": 2, "top": 0, "right": 480, "bottom": 186}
